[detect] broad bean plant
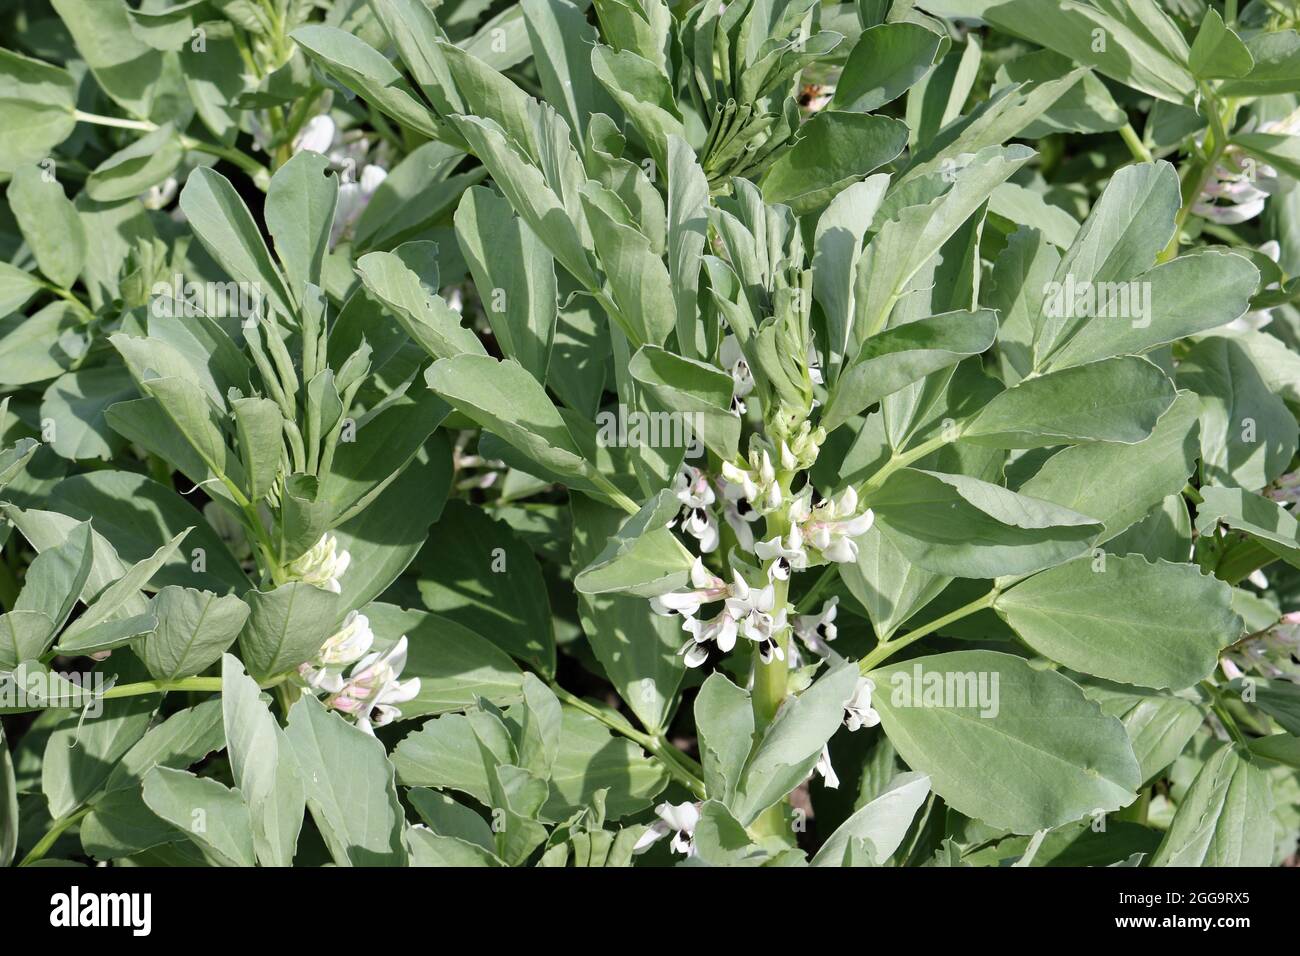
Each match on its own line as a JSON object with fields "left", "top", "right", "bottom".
{"left": 0, "top": 0, "right": 1299, "bottom": 869}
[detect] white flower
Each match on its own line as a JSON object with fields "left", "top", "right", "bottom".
{"left": 332, "top": 164, "right": 387, "bottom": 246}
{"left": 719, "top": 488, "right": 759, "bottom": 553}
{"left": 287, "top": 533, "right": 351, "bottom": 594}
{"left": 843, "top": 676, "right": 880, "bottom": 731}
{"left": 1268, "top": 471, "right": 1300, "bottom": 506}
{"left": 298, "top": 610, "right": 375, "bottom": 693}
{"left": 793, "top": 597, "right": 838, "bottom": 657}
{"left": 650, "top": 557, "right": 729, "bottom": 617}
{"left": 326, "top": 635, "right": 421, "bottom": 735}
{"left": 293, "top": 113, "right": 337, "bottom": 155}
{"left": 141, "top": 176, "right": 178, "bottom": 210}
{"left": 672, "top": 466, "right": 720, "bottom": 553}
{"left": 719, "top": 335, "right": 754, "bottom": 415}
{"left": 1193, "top": 111, "right": 1300, "bottom": 224}
{"left": 793, "top": 485, "right": 874, "bottom": 564}
{"left": 755, "top": 526, "right": 808, "bottom": 580}
{"left": 721, "top": 445, "right": 783, "bottom": 514}
{"left": 814, "top": 744, "right": 839, "bottom": 789}
{"left": 633, "top": 801, "right": 700, "bottom": 856}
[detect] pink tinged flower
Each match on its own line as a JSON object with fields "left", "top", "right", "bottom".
{"left": 649, "top": 557, "right": 728, "bottom": 617}
{"left": 299, "top": 610, "right": 376, "bottom": 694}
{"left": 844, "top": 676, "right": 880, "bottom": 731}
{"left": 1221, "top": 657, "right": 1245, "bottom": 681}
{"left": 633, "top": 801, "right": 701, "bottom": 856}
{"left": 326, "top": 635, "right": 421, "bottom": 735}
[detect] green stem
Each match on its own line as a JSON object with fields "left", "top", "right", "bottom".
{"left": 73, "top": 110, "right": 271, "bottom": 188}
{"left": 1201, "top": 680, "right": 1251, "bottom": 751}
{"left": 101, "top": 673, "right": 288, "bottom": 701}
{"left": 549, "top": 684, "right": 706, "bottom": 797}
{"left": 19, "top": 806, "right": 91, "bottom": 866}
{"left": 1119, "top": 122, "right": 1154, "bottom": 164}
{"left": 1158, "top": 88, "right": 1230, "bottom": 264}
{"left": 859, "top": 586, "right": 999, "bottom": 673}
{"left": 859, "top": 431, "right": 953, "bottom": 499}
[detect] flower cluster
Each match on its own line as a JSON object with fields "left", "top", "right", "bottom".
{"left": 290, "top": 538, "right": 421, "bottom": 734}
{"left": 1194, "top": 111, "right": 1300, "bottom": 225}
{"left": 1222, "top": 611, "right": 1300, "bottom": 683}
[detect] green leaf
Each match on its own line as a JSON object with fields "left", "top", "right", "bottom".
{"left": 0, "top": 304, "right": 78, "bottom": 386}
{"left": 141, "top": 766, "right": 256, "bottom": 867}
{"left": 1188, "top": 8, "right": 1254, "bottom": 80}
{"left": 60, "top": 529, "right": 189, "bottom": 644}
{"left": 0, "top": 49, "right": 77, "bottom": 173}
{"left": 231, "top": 396, "right": 284, "bottom": 502}
{"left": 1020, "top": 391, "right": 1200, "bottom": 548}
{"left": 1041, "top": 250, "right": 1259, "bottom": 370}
{"left": 47, "top": 470, "right": 249, "bottom": 593}
{"left": 0, "top": 723, "right": 17, "bottom": 866}
{"left": 693, "top": 673, "right": 754, "bottom": 807}
{"left": 580, "top": 181, "right": 675, "bottom": 347}
{"left": 963, "top": 356, "right": 1177, "bottom": 448}
{"left": 179, "top": 167, "right": 294, "bottom": 320}
{"left": 7, "top": 164, "right": 86, "bottom": 290}
{"left": 570, "top": 495, "right": 684, "bottom": 734}
{"left": 869, "top": 469, "right": 1102, "bottom": 578}
{"left": 667, "top": 135, "right": 709, "bottom": 359}
{"left": 44, "top": 695, "right": 158, "bottom": 818}
{"left": 1177, "top": 335, "right": 1297, "bottom": 491}
{"left": 627, "top": 345, "right": 738, "bottom": 461}
{"left": 543, "top": 707, "right": 669, "bottom": 821}
{"left": 822, "top": 309, "right": 999, "bottom": 432}
{"left": 868, "top": 650, "right": 1140, "bottom": 833}
{"left": 286, "top": 694, "right": 408, "bottom": 866}
{"left": 140, "top": 588, "right": 248, "bottom": 681}
{"left": 221, "top": 655, "right": 303, "bottom": 867}
{"left": 1150, "top": 744, "right": 1274, "bottom": 867}
{"left": 0, "top": 610, "right": 56, "bottom": 671}
{"left": 1195, "top": 486, "right": 1300, "bottom": 570}
{"left": 983, "top": 0, "right": 1194, "bottom": 104}
{"left": 414, "top": 500, "right": 555, "bottom": 675}
{"left": 238, "top": 582, "right": 340, "bottom": 680}
{"left": 265, "top": 150, "right": 338, "bottom": 303}
{"left": 1031, "top": 162, "right": 1181, "bottom": 364}
{"left": 359, "top": 603, "right": 524, "bottom": 719}
{"left": 39, "top": 365, "right": 137, "bottom": 461}
{"left": 85, "top": 123, "right": 184, "bottom": 203}
{"left": 13, "top": 520, "right": 93, "bottom": 640}
{"left": 761, "top": 112, "right": 909, "bottom": 215}
{"left": 996, "top": 555, "right": 1241, "bottom": 690}
{"left": 842, "top": 524, "right": 951, "bottom": 643}
{"left": 812, "top": 772, "right": 931, "bottom": 867}
{"left": 453, "top": 187, "right": 556, "bottom": 381}
{"left": 329, "top": 435, "right": 453, "bottom": 611}
{"left": 573, "top": 490, "right": 693, "bottom": 597}
{"left": 356, "top": 247, "right": 486, "bottom": 361}
{"left": 1219, "top": 30, "right": 1300, "bottom": 96}
{"left": 832, "top": 22, "right": 944, "bottom": 113}
{"left": 426, "top": 354, "right": 601, "bottom": 492}
{"left": 290, "top": 25, "right": 440, "bottom": 139}
{"left": 732, "top": 663, "right": 860, "bottom": 824}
